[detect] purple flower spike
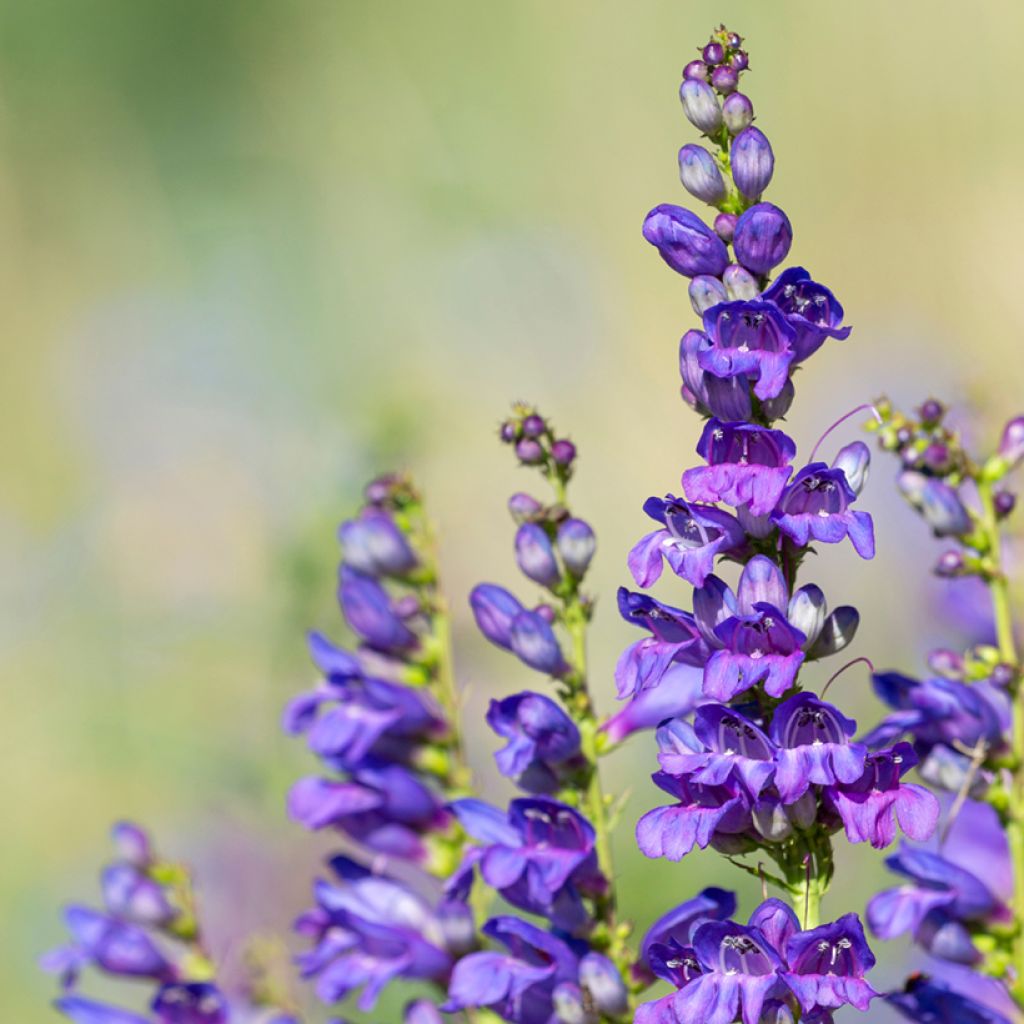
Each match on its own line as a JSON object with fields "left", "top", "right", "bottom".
{"left": 338, "top": 567, "right": 418, "bottom": 652}
{"left": 699, "top": 301, "right": 797, "bottom": 402}
{"left": 824, "top": 743, "right": 939, "bottom": 849}
{"left": 770, "top": 693, "right": 867, "bottom": 803}
{"left": 629, "top": 495, "right": 745, "bottom": 589}
{"left": 682, "top": 418, "right": 797, "bottom": 515}
{"left": 772, "top": 462, "right": 875, "bottom": 559}
{"left": 731, "top": 126, "right": 774, "bottom": 199}
{"left": 762, "top": 267, "right": 852, "bottom": 362}
{"left": 486, "top": 692, "right": 582, "bottom": 793}
{"left": 643, "top": 204, "right": 730, "bottom": 279}
{"left": 338, "top": 509, "right": 418, "bottom": 578}
{"left": 784, "top": 914, "right": 877, "bottom": 1013}
{"left": 733, "top": 202, "right": 793, "bottom": 276}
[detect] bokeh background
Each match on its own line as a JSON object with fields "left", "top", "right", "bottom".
{"left": 4, "top": 1, "right": 1024, "bottom": 1020}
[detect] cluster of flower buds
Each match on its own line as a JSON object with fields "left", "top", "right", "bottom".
{"left": 500, "top": 403, "right": 578, "bottom": 480}
{"left": 40, "top": 823, "right": 297, "bottom": 1024}
{"left": 864, "top": 399, "right": 1024, "bottom": 1021}
{"left": 282, "top": 474, "right": 479, "bottom": 1017}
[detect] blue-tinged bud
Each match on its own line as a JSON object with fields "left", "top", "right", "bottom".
{"left": 918, "top": 398, "right": 945, "bottom": 425}
{"left": 788, "top": 584, "right": 826, "bottom": 648}
{"left": 551, "top": 439, "right": 576, "bottom": 467}
{"left": 713, "top": 212, "right": 737, "bottom": 242}
{"left": 557, "top": 518, "right": 597, "bottom": 578}
{"left": 729, "top": 49, "right": 750, "bottom": 72}
{"left": 339, "top": 511, "right": 418, "bottom": 577}
{"left": 808, "top": 605, "right": 860, "bottom": 658}
{"left": 111, "top": 822, "right": 152, "bottom": 867}
{"left": 642, "top": 204, "right": 729, "bottom": 279}
{"left": 711, "top": 64, "right": 738, "bottom": 95}
{"left": 689, "top": 274, "right": 728, "bottom": 315}
{"left": 995, "top": 489, "right": 1017, "bottom": 519}
{"left": 683, "top": 59, "right": 709, "bottom": 82}
{"left": 833, "top": 441, "right": 871, "bottom": 495}
{"left": 786, "top": 792, "right": 818, "bottom": 829}
{"left": 678, "top": 144, "right": 726, "bottom": 205}
{"left": 552, "top": 982, "right": 593, "bottom": 1024}
{"left": 470, "top": 583, "right": 524, "bottom": 649}
{"left": 731, "top": 126, "right": 774, "bottom": 199}
{"left": 510, "top": 611, "right": 567, "bottom": 675}
{"left": 898, "top": 471, "right": 973, "bottom": 537}
{"left": 579, "top": 953, "right": 629, "bottom": 1016}
{"left": 101, "top": 865, "right": 176, "bottom": 927}
{"left": 935, "top": 550, "right": 965, "bottom": 576}
{"left": 722, "top": 263, "right": 758, "bottom": 300}
{"left": 508, "top": 491, "right": 542, "bottom": 523}
{"left": 405, "top": 1000, "right": 444, "bottom": 1024}
{"left": 521, "top": 413, "right": 546, "bottom": 438}
{"left": 753, "top": 801, "right": 793, "bottom": 843}
{"left": 515, "top": 438, "right": 545, "bottom": 464}
{"left": 733, "top": 202, "right": 792, "bottom": 275}
{"left": 515, "top": 523, "right": 561, "bottom": 587}
{"left": 999, "top": 416, "right": 1024, "bottom": 466}
{"left": 702, "top": 41, "right": 724, "bottom": 65}
{"left": 721, "top": 91, "right": 753, "bottom": 134}
{"left": 679, "top": 79, "right": 723, "bottom": 135}
{"left": 339, "top": 568, "right": 417, "bottom": 650}
{"left": 760, "top": 377, "right": 795, "bottom": 421}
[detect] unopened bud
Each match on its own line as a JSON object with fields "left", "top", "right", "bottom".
{"left": 683, "top": 59, "right": 709, "bottom": 82}
{"left": 579, "top": 953, "right": 629, "bottom": 1015}
{"left": 833, "top": 441, "right": 871, "bottom": 495}
{"left": 999, "top": 416, "right": 1024, "bottom": 466}
{"left": 723, "top": 263, "right": 759, "bottom": 301}
{"left": 934, "top": 550, "right": 965, "bottom": 577}
{"left": 557, "top": 518, "right": 597, "bottom": 578}
{"left": 731, "top": 126, "right": 774, "bottom": 199}
{"left": 721, "top": 91, "right": 754, "bottom": 134}
{"left": 678, "top": 144, "right": 726, "bottom": 205}
{"left": 995, "top": 490, "right": 1017, "bottom": 519}
{"left": 551, "top": 439, "right": 577, "bottom": 467}
{"left": 679, "top": 78, "right": 723, "bottom": 135}
{"left": 711, "top": 64, "right": 738, "bottom": 95}
{"left": 714, "top": 212, "right": 738, "bottom": 242}
{"left": 508, "top": 491, "right": 543, "bottom": 523}
{"left": 733, "top": 202, "right": 793, "bottom": 275}
{"left": 515, "top": 523, "right": 561, "bottom": 588}
{"left": 521, "top": 413, "right": 546, "bottom": 438}
{"left": 702, "top": 41, "right": 725, "bottom": 65}
{"left": 515, "top": 438, "right": 545, "bottom": 464}
{"left": 689, "top": 274, "right": 728, "bottom": 315}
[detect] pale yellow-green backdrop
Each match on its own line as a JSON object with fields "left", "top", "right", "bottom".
{"left": 3, "top": 1, "right": 1022, "bottom": 1020}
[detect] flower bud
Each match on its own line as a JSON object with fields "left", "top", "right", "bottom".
{"left": 786, "top": 792, "right": 819, "bottom": 830}
{"left": 510, "top": 610, "right": 567, "bottom": 675}
{"left": 551, "top": 439, "right": 576, "bottom": 467}
{"left": 722, "top": 263, "right": 759, "bottom": 300}
{"left": 678, "top": 144, "right": 726, "bottom": 205}
{"left": 833, "top": 441, "right": 871, "bottom": 495}
{"left": 521, "top": 413, "right": 546, "bottom": 438}
{"left": 405, "top": 1000, "right": 444, "bottom": 1024}
{"left": 515, "top": 523, "right": 561, "bottom": 588}
{"left": 711, "top": 64, "right": 738, "bottom": 95}
{"left": 760, "top": 378, "right": 795, "bottom": 421}
{"left": 470, "top": 584, "right": 523, "bottom": 649}
{"left": 753, "top": 800, "right": 793, "bottom": 843}
{"left": 721, "top": 91, "right": 754, "bottom": 134}
{"left": 808, "top": 605, "right": 860, "bottom": 658}
{"left": 679, "top": 78, "right": 723, "bottom": 135}
{"left": 339, "top": 510, "right": 418, "bottom": 577}
{"left": 995, "top": 490, "right": 1016, "bottom": 519}
{"left": 992, "top": 663, "right": 1017, "bottom": 688}
{"left": 683, "top": 59, "right": 709, "bottom": 82}
{"left": 898, "top": 471, "right": 973, "bottom": 537}
{"left": 733, "top": 202, "right": 793, "bottom": 275}
{"left": 557, "top": 518, "right": 597, "bottom": 578}
{"left": 713, "top": 212, "right": 737, "bottom": 242}
{"left": 702, "top": 41, "right": 725, "bottom": 64}
{"left": 436, "top": 900, "right": 476, "bottom": 957}
{"left": 515, "top": 438, "right": 545, "bottom": 464}
{"left": 111, "top": 822, "right": 152, "bottom": 867}
{"left": 788, "top": 584, "right": 826, "bottom": 647}
{"left": 643, "top": 204, "right": 729, "bottom": 278}
{"left": 729, "top": 50, "right": 749, "bottom": 72}
{"left": 499, "top": 420, "right": 519, "bottom": 443}
{"left": 934, "top": 550, "right": 965, "bottom": 577}
{"left": 999, "top": 416, "right": 1024, "bottom": 467}
{"left": 726, "top": 32, "right": 742, "bottom": 48}
{"left": 508, "top": 491, "right": 542, "bottom": 523}
{"left": 553, "top": 982, "right": 594, "bottom": 1024}
{"left": 917, "top": 398, "right": 945, "bottom": 425}
{"left": 579, "top": 953, "right": 629, "bottom": 1016}
{"left": 101, "top": 864, "right": 176, "bottom": 926}
{"left": 927, "top": 648, "right": 964, "bottom": 677}
{"left": 534, "top": 602, "right": 556, "bottom": 623}
{"left": 731, "top": 126, "right": 774, "bottom": 199}
{"left": 689, "top": 274, "right": 728, "bottom": 315}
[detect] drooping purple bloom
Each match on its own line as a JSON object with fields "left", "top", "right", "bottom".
{"left": 732, "top": 202, "right": 793, "bottom": 276}
{"left": 783, "top": 914, "right": 877, "bottom": 1013}
{"left": 643, "top": 204, "right": 730, "bottom": 278}
{"left": 338, "top": 509, "right": 418, "bottom": 578}
{"left": 628, "top": 495, "right": 745, "bottom": 589}
{"left": 823, "top": 743, "right": 939, "bottom": 849}
{"left": 897, "top": 471, "right": 973, "bottom": 538}
{"left": 698, "top": 301, "right": 797, "bottom": 402}
{"left": 486, "top": 692, "right": 582, "bottom": 793}
{"left": 602, "top": 664, "right": 705, "bottom": 742}
{"left": 771, "top": 461, "right": 875, "bottom": 559}
{"left": 761, "top": 267, "right": 851, "bottom": 362}
{"left": 338, "top": 567, "right": 418, "bottom": 652}
{"left": 679, "top": 328, "right": 754, "bottom": 421}
{"left": 769, "top": 693, "right": 867, "bottom": 803}
{"left": 682, "top": 418, "right": 796, "bottom": 515}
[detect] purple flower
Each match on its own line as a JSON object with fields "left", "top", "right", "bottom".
{"left": 514, "top": 523, "right": 561, "bottom": 588}
{"left": 771, "top": 461, "right": 875, "bottom": 559}
{"left": 678, "top": 144, "right": 727, "bottom": 205}
{"left": 151, "top": 983, "right": 228, "bottom": 1024}
{"left": 783, "top": 914, "right": 877, "bottom": 1013}
{"left": 443, "top": 916, "right": 580, "bottom": 1022}
{"left": 887, "top": 976, "right": 1015, "bottom": 1024}
{"left": 56, "top": 907, "right": 172, "bottom": 981}
{"left": 867, "top": 844, "right": 1004, "bottom": 965}
{"left": 628, "top": 495, "right": 745, "bottom": 589}
{"left": 643, "top": 204, "right": 730, "bottom": 278}
{"left": 470, "top": 584, "right": 525, "bottom": 648}
{"left": 679, "top": 328, "right": 753, "bottom": 421}
{"left": 698, "top": 301, "right": 797, "bottom": 402}
{"left": 338, "top": 567, "right": 418, "bottom": 652}
{"left": 733, "top": 202, "right": 793, "bottom": 276}
{"left": 556, "top": 518, "right": 596, "bottom": 578}
{"left": 486, "top": 692, "right": 582, "bottom": 793}
{"left": 602, "top": 664, "right": 705, "bottom": 742}
{"left": 731, "top": 126, "right": 774, "bottom": 199}
{"left": 470, "top": 585, "right": 568, "bottom": 676}
{"left": 823, "top": 743, "right": 939, "bottom": 849}
{"left": 450, "top": 798, "right": 603, "bottom": 931}
{"left": 682, "top": 419, "right": 796, "bottom": 515}
{"left": 640, "top": 887, "right": 737, "bottom": 977}
{"left": 897, "top": 472, "right": 973, "bottom": 538}
{"left": 338, "top": 509, "right": 418, "bottom": 578}
{"left": 295, "top": 856, "right": 454, "bottom": 1009}
{"left": 100, "top": 866, "right": 177, "bottom": 928}
{"left": 761, "top": 267, "right": 851, "bottom": 362}
{"left": 769, "top": 693, "right": 867, "bottom": 803}
{"left": 657, "top": 704, "right": 776, "bottom": 798}
{"left": 697, "top": 557, "right": 807, "bottom": 701}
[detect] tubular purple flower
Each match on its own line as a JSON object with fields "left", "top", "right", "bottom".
{"left": 733, "top": 202, "right": 793, "bottom": 276}
{"left": 556, "top": 518, "right": 596, "bottom": 578}
{"left": 784, "top": 915, "right": 877, "bottom": 1013}
{"left": 731, "top": 126, "right": 774, "bottom": 199}
{"left": 897, "top": 471, "right": 973, "bottom": 537}
{"left": 679, "top": 78, "right": 723, "bottom": 134}
{"left": 338, "top": 567, "right": 418, "bottom": 651}
{"left": 761, "top": 267, "right": 852, "bottom": 362}
{"left": 722, "top": 92, "right": 754, "bottom": 134}
{"left": 469, "top": 583, "right": 524, "bottom": 649}
{"left": 603, "top": 663, "right": 704, "bottom": 741}
{"left": 643, "top": 204, "right": 730, "bottom": 278}
{"left": 579, "top": 953, "right": 629, "bottom": 1015}
{"left": 679, "top": 329, "right": 754, "bottom": 421}
{"left": 514, "top": 523, "right": 561, "bottom": 588}
{"left": 678, "top": 144, "right": 727, "bottom": 205}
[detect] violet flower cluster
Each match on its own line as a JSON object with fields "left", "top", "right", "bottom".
{"left": 39, "top": 21, "right": 1024, "bottom": 1024}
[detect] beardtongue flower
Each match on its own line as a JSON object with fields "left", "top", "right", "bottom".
{"left": 680, "top": 328, "right": 755, "bottom": 420}
{"left": 556, "top": 518, "right": 596, "bottom": 578}
{"left": 783, "top": 914, "right": 877, "bottom": 1013}
{"left": 731, "top": 126, "right": 774, "bottom": 199}
{"left": 100, "top": 865, "right": 178, "bottom": 928}
{"left": 698, "top": 300, "right": 797, "bottom": 402}
{"left": 771, "top": 461, "right": 876, "bottom": 559}
{"left": 887, "top": 975, "right": 1015, "bottom": 1024}
{"left": 509, "top": 608, "right": 569, "bottom": 676}
{"left": 602, "top": 663, "right": 705, "bottom": 742}
{"left": 514, "top": 523, "right": 561, "bottom": 588}
{"left": 58, "top": 907, "right": 173, "bottom": 980}
{"left": 733, "top": 202, "right": 793, "bottom": 276}
{"left": 338, "top": 567, "right": 418, "bottom": 652}
{"left": 823, "top": 742, "right": 939, "bottom": 849}
{"left": 643, "top": 204, "right": 730, "bottom": 278}
{"left": 897, "top": 471, "right": 973, "bottom": 537}
{"left": 681, "top": 418, "right": 797, "bottom": 516}
{"left": 150, "top": 983, "right": 229, "bottom": 1024}
{"left": 761, "top": 267, "right": 852, "bottom": 362}
{"left": 470, "top": 583, "right": 525, "bottom": 649}
{"left": 486, "top": 691, "right": 583, "bottom": 793}
{"left": 639, "top": 887, "right": 737, "bottom": 977}
{"left": 769, "top": 693, "right": 867, "bottom": 803}
{"left": 338, "top": 509, "right": 418, "bottom": 578}
{"left": 628, "top": 494, "right": 745, "bottom": 589}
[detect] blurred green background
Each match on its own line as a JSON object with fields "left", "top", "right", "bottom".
{"left": 4, "top": 1, "right": 1024, "bottom": 1020}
